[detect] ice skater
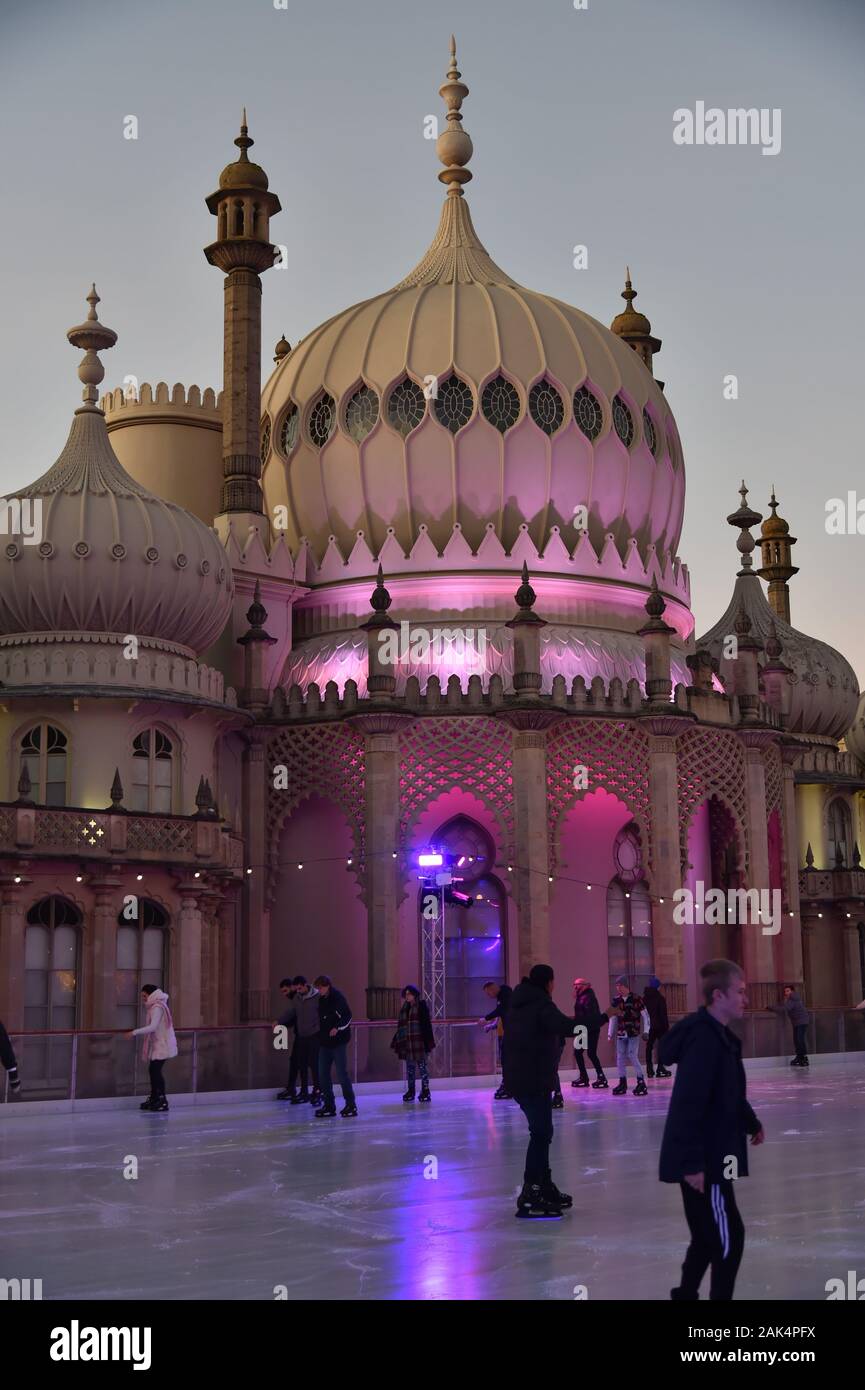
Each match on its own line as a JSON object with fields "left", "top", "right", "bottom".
{"left": 0, "top": 1019, "right": 22, "bottom": 1096}
{"left": 644, "top": 976, "right": 671, "bottom": 1078}
{"left": 502, "top": 963, "right": 578, "bottom": 1218}
{"left": 480, "top": 980, "right": 513, "bottom": 1099}
{"left": 778, "top": 985, "right": 811, "bottom": 1067}
{"left": 281, "top": 977, "right": 322, "bottom": 1104}
{"left": 391, "top": 985, "right": 436, "bottom": 1102}
{"left": 659, "top": 958, "right": 764, "bottom": 1302}
{"left": 275, "top": 977, "right": 299, "bottom": 1100}
{"left": 128, "top": 985, "right": 178, "bottom": 1112}
{"left": 314, "top": 976, "right": 357, "bottom": 1117}
{"left": 570, "top": 978, "right": 608, "bottom": 1089}
{"left": 608, "top": 976, "right": 648, "bottom": 1095}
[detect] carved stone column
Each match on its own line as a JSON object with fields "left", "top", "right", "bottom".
{"left": 778, "top": 740, "right": 804, "bottom": 985}
{"left": 174, "top": 877, "right": 203, "bottom": 1028}
{"left": 497, "top": 712, "right": 556, "bottom": 975}
{"left": 741, "top": 733, "right": 780, "bottom": 992}
{"left": 643, "top": 724, "right": 687, "bottom": 989}
{"left": 240, "top": 729, "right": 270, "bottom": 1021}
{"left": 87, "top": 869, "right": 123, "bottom": 1029}
{"left": 0, "top": 873, "right": 27, "bottom": 1029}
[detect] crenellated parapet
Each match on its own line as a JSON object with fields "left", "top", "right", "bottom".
{"left": 0, "top": 632, "right": 236, "bottom": 706}
{"left": 102, "top": 381, "right": 222, "bottom": 419}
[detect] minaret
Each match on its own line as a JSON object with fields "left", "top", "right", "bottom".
{"left": 610, "top": 268, "right": 663, "bottom": 387}
{"left": 205, "top": 111, "right": 281, "bottom": 527}
{"left": 756, "top": 487, "right": 798, "bottom": 623}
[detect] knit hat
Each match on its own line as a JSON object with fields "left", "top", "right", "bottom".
{"left": 615, "top": 974, "right": 629, "bottom": 987}
{"left": 648, "top": 976, "right": 661, "bottom": 990}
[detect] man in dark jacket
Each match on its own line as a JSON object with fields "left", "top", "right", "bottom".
{"left": 780, "top": 985, "right": 811, "bottom": 1067}
{"left": 314, "top": 976, "right": 357, "bottom": 1117}
{"left": 643, "top": 976, "right": 671, "bottom": 1079}
{"left": 0, "top": 1020, "right": 21, "bottom": 1095}
{"left": 279, "top": 978, "right": 322, "bottom": 1105}
{"left": 658, "top": 958, "right": 765, "bottom": 1301}
{"left": 502, "top": 964, "right": 578, "bottom": 1219}
{"left": 571, "top": 979, "right": 608, "bottom": 1089}
{"left": 481, "top": 981, "right": 513, "bottom": 1100}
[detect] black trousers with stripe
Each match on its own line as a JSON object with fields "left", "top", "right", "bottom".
{"left": 678, "top": 1178, "right": 745, "bottom": 1300}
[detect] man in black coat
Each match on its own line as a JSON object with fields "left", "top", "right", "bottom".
{"left": 658, "top": 959, "right": 765, "bottom": 1301}
{"left": 313, "top": 975, "right": 357, "bottom": 1117}
{"left": 502, "top": 964, "right": 578, "bottom": 1219}
{"left": 481, "top": 981, "right": 513, "bottom": 1099}
{"left": 643, "top": 976, "right": 671, "bottom": 1079}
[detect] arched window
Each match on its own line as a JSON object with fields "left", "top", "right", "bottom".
{"left": 116, "top": 900, "right": 169, "bottom": 1028}
{"left": 131, "top": 729, "right": 174, "bottom": 813}
{"left": 417, "top": 816, "right": 507, "bottom": 1017}
{"left": 25, "top": 897, "right": 81, "bottom": 1030}
{"left": 606, "top": 823, "right": 653, "bottom": 1001}
{"left": 827, "top": 798, "right": 852, "bottom": 868}
{"left": 20, "top": 723, "right": 68, "bottom": 805}
{"left": 233, "top": 200, "right": 243, "bottom": 236}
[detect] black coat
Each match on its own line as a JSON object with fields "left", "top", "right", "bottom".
{"left": 573, "top": 985, "right": 606, "bottom": 1034}
{"left": 501, "top": 981, "right": 577, "bottom": 1097}
{"left": 658, "top": 1008, "right": 761, "bottom": 1184}
{"left": 0, "top": 1020, "right": 17, "bottom": 1074}
{"left": 643, "top": 986, "right": 670, "bottom": 1035}
{"left": 484, "top": 984, "right": 513, "bottom": 1026}
{"left": 317, "top": 988, "right": 353, "bottom": 1049}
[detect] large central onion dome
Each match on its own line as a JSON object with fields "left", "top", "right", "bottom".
{"left": 0, "top": 289, "right": 233, "bottom": 658}
{"left": 261, "top": 42, "right": 684, "bottom": 575}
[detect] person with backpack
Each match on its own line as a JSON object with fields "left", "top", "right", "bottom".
{"left": 127, "top": 985, "right": 178, "bottom": 1112}
{"left": 644, "top": 976, "right": 672, "bottom": 1078}
{"left": 391, "top": 985, "right": 436, "bottom": 1102}
{"left": 658, "top": 958, "right": 764, "bottom": 1301}
{"left": 570, "top": 978, "right": 609, "bottom": 1089}
{"left": 502, "top": 963, "right": 579, "bottom": 1219}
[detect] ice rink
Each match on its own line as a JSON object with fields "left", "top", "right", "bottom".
{"left": 1, "top": 1056, "right": 863, "bottom": 1301}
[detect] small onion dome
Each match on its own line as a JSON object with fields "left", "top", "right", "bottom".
{"left": 218, "top": 109, "right": 269, "bottom": 190}
{"left": 761, "top": 488, "right": 790, "bottom": 539}
{"left": 0, "top": 291, "right": 233, "bottom": 656}
{"left": 611, "top": 269, "right": 652, "bottom": 338}
{"left": 274, "top": 334, "right": 291, "bottom": 363}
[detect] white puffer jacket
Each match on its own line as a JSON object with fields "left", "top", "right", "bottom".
{"left": 132, "top": 989, "right": 178, "bottom": 1061}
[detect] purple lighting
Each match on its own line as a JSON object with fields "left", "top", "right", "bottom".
{"left": 418, "top": 851, "right": 444, "bottom": 867}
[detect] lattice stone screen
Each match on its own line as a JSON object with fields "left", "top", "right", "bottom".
{"left": 676, "top": 727, "right": 750, "bottom": 877}
{"left": 266, "top": 723, "right": 366, "bottom": 874}
{"left": 546, "top": 719, "right": 653, "bottom": 874}
{"left": 398, "top": 717, "right": 514, "bottom": 861}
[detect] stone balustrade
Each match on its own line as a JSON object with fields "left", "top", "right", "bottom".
{"left": 799, "top": 866, "right": 865, "bottom": 902}
{"left": 0, "top": 803, "right": 244, "bottom": 874}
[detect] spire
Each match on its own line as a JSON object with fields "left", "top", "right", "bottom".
{"left": 109, "top": 767, "right": 124, "bottom": 808}
{"left": 437, "top": 36, "right": 473, "bottom": 196}
{"left": 16, "top": 762, "right": 33, "bottom": 805}
{"left": 610, "top": 267, "right": 662, "bottom": 381}
{"left": 756, "top": 485, "right": 798, "bottom": 623}
{"left": 726, "top": 480, "right": 763, "bottom": 576}
{"left": 66, "top": 285, "right": 118, "bottom": 409}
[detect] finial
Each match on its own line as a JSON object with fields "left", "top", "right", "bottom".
{"left": 370, "top": 563, "right": 393, "bottom": 614}
{"left": 246, "top": 579, "right": 268, "bottom": 630}
{"left": 274, "top": 334, "right": 291, "bottom": 363}
{"left": 765, "top": 620, "right": 783, "bottom": 662}
{"left": 16, "top": 761, "right": 33, "bottom": 805}
{"left": 645, "top": 575, "right": 666, "bottom": 619}
{"left": 436, "top": 35, "right": 473, "bottom": 195}
{"left": 804, "top": 842, "right": 814, "bottom": 869}
{"left": 235, "top": 108, "right": 253, "bottom": 160}
{"left": 733, "top": 600, "right": 752, "bottom": 638}
{"left": 622, "top": 267, "right": 638, "bottom": 311}
{"left": 67, "top": 285, "right": 118, "bottom": 408}
{"left": 515, "top": 561, "right": 537, "bottom": 611}
{"left": 195, "top": 774, "right": 210, "bottom": 813}
{"left": 109, "top": 768, "right": 124, "bottom": 808}
{"left": 726, "top": 480, "right": 762, "bottom": 575}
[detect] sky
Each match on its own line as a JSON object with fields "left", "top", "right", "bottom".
{"left": 1, "top": 0, "right": 863, "bottom": 680}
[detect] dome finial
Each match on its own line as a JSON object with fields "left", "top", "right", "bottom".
{"left": 235, "top": 108, "right": 253, "bottom": 161}
{"left": 436, "top": 35, "right": 473, "bottom": 196}
{"left": 67, "top": 285, "right": 118, "bottom": 409}
{"left": 610, "top": 266, "right": 662, "bottom": 379}
{"left": 726, "top": 479, "right": 763, "bottom": 576}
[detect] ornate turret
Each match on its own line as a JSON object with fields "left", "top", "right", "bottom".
{"left": 637, "top": 577, "right": 675, "bottom": 703}
{"left": 756, "top": 487, "right": 798, "bottom": 622}
{"left": 360, "top": 565, "right": 400, "bottom": 701}
{"left": 205, "top": 112, "right": 282, "bottom": 520}
{"left": 610, "top": 268, "right": 663, "bottom": 385}
{"left": 506, "top": 563, "right": 546, "bottom": 695}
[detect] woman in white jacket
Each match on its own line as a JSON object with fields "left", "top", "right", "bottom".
{"left": 127, "top": 985, "right": 178, "bottom": 1112}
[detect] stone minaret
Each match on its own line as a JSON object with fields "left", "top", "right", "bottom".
{"left": 756, "top": 487, "right": 798, "bottom": 623}
{"left": 205, "top": 111, "right": 281, "bottom": 527}
{"left": 610, "top": 268, "right": 663, "bottom": 387}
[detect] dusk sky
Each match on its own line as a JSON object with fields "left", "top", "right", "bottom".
{"left": 1, "top": 0, "right": 863, "bottom": 680}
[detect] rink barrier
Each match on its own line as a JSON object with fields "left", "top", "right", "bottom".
{"left": 1, "top": 1010, "right": 863, "bottom": 1105}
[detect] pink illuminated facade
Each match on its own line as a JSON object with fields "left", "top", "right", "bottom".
{"left": 2, "top": 44, "right": 864, "bottom": 1046}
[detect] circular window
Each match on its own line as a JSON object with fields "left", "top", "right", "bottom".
{"left": 529, "top": 379, "right": 564, "bottom": 436}
{"left": 612, "top": 395, "right": 634, "bottom": 448}
{"left": 573, "top": 385, "right": 604, "bottom": 441}
{"left": 345, "top": 384, "right": 379, "bottom": 442}
{"left": 481, "top": 376, "right": 521, "bottom": 434}
{"left": 280, "top": 404, "right": 299, "bottom": 455}
{"left": 434, "top": 374, "right": 474, "bottom": 434}
{"left": 642, "top": 408, "right": 657, "bottom": 457}
{"left": 260, "top": 418, "right": 271, "bottom": 460}
{"left": 387, "top": 379, "right": 426, "bottom": 438}
{"left": 308, "top": 393, "right": 336, "bottom": 448}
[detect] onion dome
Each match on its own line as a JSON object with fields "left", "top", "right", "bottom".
{"left": 697, "top": 483, "right": 858, "bottom": 740}
{"left": 611, "top": 268, "right": 652, "bottom": 338}
{"left": 261, "top": 39, "right": 683, "bottom": 573}
{"left": 218, "top": 109, "right": 269, "bottom": 190}
{"left": 0, "top": 289, "right": 233, "bottom": 656}
{"left": 274, "top": 334, "right": 291, "bottom": 363}
{"left": 761, "top": 487, "right": 791, "bottom": 539}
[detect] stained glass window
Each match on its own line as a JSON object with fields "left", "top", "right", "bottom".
{"left": 481, "top": 376, "right": 521, "bottom": 433}
{"left": 612, "top": 395, "right": 634, "bottom": 447}
{"left": 345, "top": 384, "right": 379, "bottom": 442}
{"left": 434, "top": 374, "right": 474, "bottom": 434}
{"left": 386, "top": 379, "right": 426, "bottom": 437}
{"left": 529, "top": 379, "right": 564, "bottom": 436}
{"left": 308, "top": 392, "right": 336, "bottom": 448}
{"left": 573, "top": 385, "right": 604, "bottom": 441}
